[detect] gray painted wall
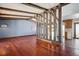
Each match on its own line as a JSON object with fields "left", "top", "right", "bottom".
{"left": 0, "top": 19, "right": 36, "bottom": 38}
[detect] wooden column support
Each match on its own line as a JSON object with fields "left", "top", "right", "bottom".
{"left": 49, "top": 11, "right": 52, "bottom": 41}
{"left": 52, "top": 9, "right": 57, "bottom": 41}
{"left": 58, "top": 4, "right": 62, "bottom": 43}
{"left": 46, "top": 12, "right": 48, "bottom": 39}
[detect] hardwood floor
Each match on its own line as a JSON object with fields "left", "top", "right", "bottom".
{"left": 0, "top": 36, "right": 79, "bottom": 56}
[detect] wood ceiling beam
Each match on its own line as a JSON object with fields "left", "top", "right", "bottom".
{"left": 0, "top": 13, "right": 34, "bottom": 18}
{"left": 51, "top": 3, "right": 70, "bottom": 10}
{"left": 60, "top": 3, "right": 70, "bottom": 7}
{"left": 0, "top": 17, "right": 31, "bottom": 20}
{"left": 22, "top": 3, "right": 48, "bottom": 11}
{"left": 0, "top": 7, "right": 38, "bottom": 15}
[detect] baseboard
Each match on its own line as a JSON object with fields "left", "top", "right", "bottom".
{"left": 0, "top": 34, "right": 36, "bottom": 39}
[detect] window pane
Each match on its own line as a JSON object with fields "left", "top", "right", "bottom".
{"left": 76, "top": 24, "right": 79, "bottom": 38}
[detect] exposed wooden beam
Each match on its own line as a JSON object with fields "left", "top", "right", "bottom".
{"left": 39, "top": 14, "right": 49, "bottom": 21}
{"left": 60, "top": 3, "right": 70, "bottom": 7}
{"left": 46, "top": 10, "right": 58, "bottom": 20}
{"left": 51, "top": 3, "right": 70, "bottom": 10}
{"left": 0, "top": 13, "right": 34, "bottom": 18}
{"left": 0, "top": 7, "right": 38, "bottom": 15}
{"left": 0, "top": 17, "right": 31, "bottom": 20}
{"left": 22, "top": 3, "right": 48, "bottom": 11}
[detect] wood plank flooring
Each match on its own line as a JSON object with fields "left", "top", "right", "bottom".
{"left": 0, "top": 36, "right": 79, "bottom": 56}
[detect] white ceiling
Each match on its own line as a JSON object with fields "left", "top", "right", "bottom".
{"left": 1, "top": 3, "right": 79, "bottom": 20}
{"left": 33, "top": 3, "right": 58, "bottom": 9}
{"left": 0, "top": 3, "right": 44, "bottom": 14}
{"left": 0, "top": 3, "right": 58, "bottom": 14}
{"left": 0, "top": 3, "right": 58, "bottom": 19}
{"left": 62, "top": 3, "right": 79, "bottom": 20}
{"left": 1, "top": 3, "right": 79, "bottom": 21}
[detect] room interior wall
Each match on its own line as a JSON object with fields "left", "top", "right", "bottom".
{"left": 63, "top": 19, "right": 72, "bottom": 39}
{"left": 65, "top": 28, "right": 72, "bottom": 39}
{"left": 0, "top": 18, "right": 36, "bottom": 38}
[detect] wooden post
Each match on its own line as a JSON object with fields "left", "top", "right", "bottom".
{"left": 42, "top": 13, "right": 45, "bottom": 39}
{"left": 44, "top": 12, "right": 47, "bottom": 39}
{"left": 36, "top": 14, "right": 38, "bottom": 37}
{"left": 49, "top": 11, "right": 52, "bottom": 41}
{"left": 43, "top": 13, "right": 46, "bottom": 39}
{"left": 46, "top": 12, "right": 48, "bottom": 40}
{"left": 53, "top": 9, "right": 57, "bottom": 41}
{"left": 38, "top": 15, "right": 41, "bottom": 38}
{"left": 58, "top": 4, "right": 62, "bottom": 43}
{"left": 37, "top": 15, "right": 40, "bottom": 38}
{"left": 40, "top": 15, "right": 42, "bottom": 39}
